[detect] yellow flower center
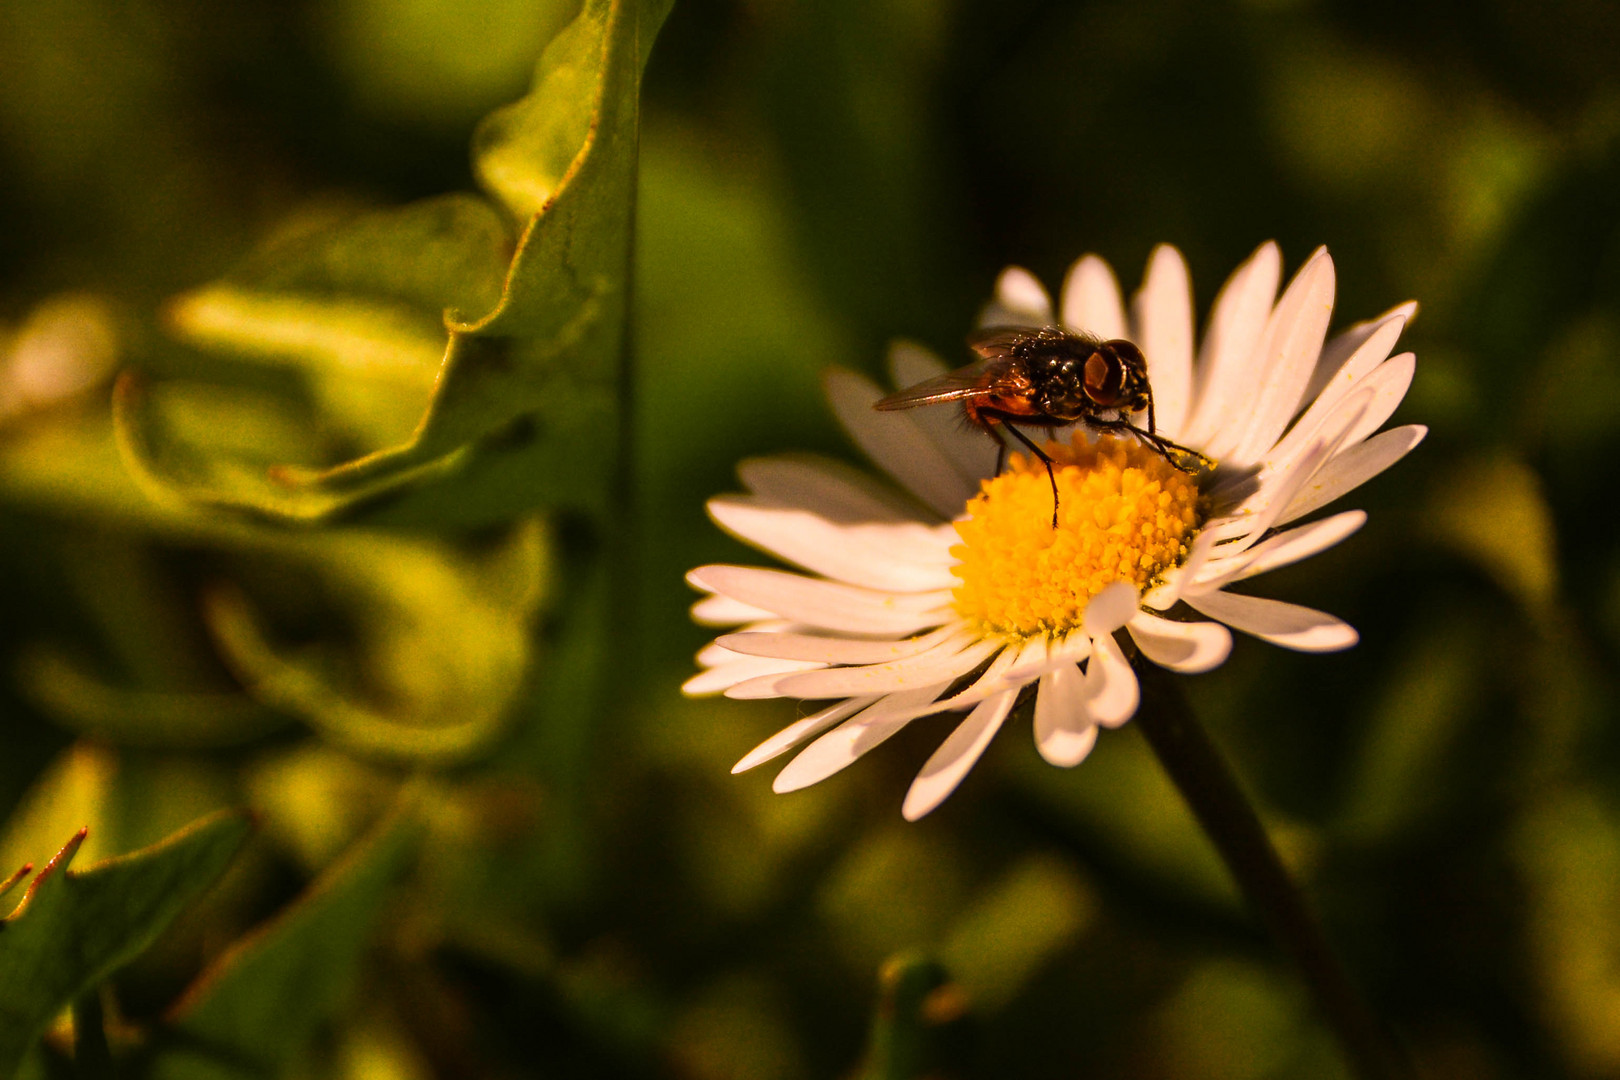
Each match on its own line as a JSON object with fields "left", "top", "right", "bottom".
{"left": 950, "top": 435, "right": 1204, "bottom": 640}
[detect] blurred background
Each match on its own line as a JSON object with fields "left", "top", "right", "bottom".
{"left": 4, "top": 0, "right": 1620, "bottom": 1077}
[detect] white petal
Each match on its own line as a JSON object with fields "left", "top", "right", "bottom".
{"left": 1085, "top": 633, "right": 1140, "bottom": 727}
{"left": 1277, "top": 425, "right": 1427, "bottom": 525}
{"left": 1142, "top": 529, "right": 1222, "bottom": 611}
{"left": 1060, "top": 255, "right": 1127, "bottom": 340}
{"left": 686, "top": 565, "right": 951, "bottom": 636}
{"left": 1302, "top": 301, "right": 1415, "bottom": 407}
{"left": 1131, "top": 244, "right": 1195, "bottom": 438}
{"left": 1224, "top": 248, "right": 1336, "bottom": 466}
{"left": 981, "top": 266, "right": 1053, "bottom": 327}
{"left": 695, "top": 625, "right": 795, "bottom": 663}
{"left": 708, "top": 497, "right": 958, "bottom": 591}
{"left": 771, "top": 633, "right": 999, "bottom": 699}
{"left": 718, "top": 624, "right": 958, "bottom": 664}
{"left": 902, "top": 690, "right": 1018, "bottom": 820}
{"left": 888, "top": 341, "right": 1000, "bottom": 482}
{"left": 1203, "top": 510, "right": 1366, "bottom": 586}
{"left": 1293, "top": 311, "right": 1412, "bottom": 449}
{"left": 1201, "top": 390, "right": 1369, "bottom": 555}
{"left": 1324, "top": 351, "right": 1415, "bottom": 451}
{"left": 1183, "top": 242, "right": 1282, "bottom": 448}
{"left": 825, "top": 369, "right": 978, "bottom": 517}
{"left": 1253, "top": 352, "right": 1415, "bottom": 486}
{"left": 773, "top": 685, "right": 950, "bottom": 793}
{"left": 738, "top": 455, "right": 916, "bottom": 524}
{"left": 696, "top": 640, "right": 745, "bottom": 667}
{"left": 732, "top": 697, "right": 873, "bottom": 773}
{"left": 1034, "top": 663, "right": 1097, "bottom": 767}
{"left": 1001, "top": 629, "right": 1092, "bottom": 682}
{"left": 692, "top": 594, "right": 775, "bottom": 626}
{"left": 1186, "top": 589, "right": 1359, "bottom": 652}
{"left": 877, "top": 637, "right": 1042, "bottom": 723}
{"left": 684, "top": 654, "right": 825, "bottom": 696}
{"left": 1081, "top": 580, "right": 1140, "bottom": 637}
{"left": 888, "top": 339, "right": 948, "bottom": 386}
{"left": 1127, "top": 611, "right": 1233, "bottom": 674}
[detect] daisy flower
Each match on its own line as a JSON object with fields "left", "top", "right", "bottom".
{"left": 685, "top": 242, "right": 1424, "bottom": 820}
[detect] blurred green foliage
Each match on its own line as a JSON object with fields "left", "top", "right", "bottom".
{"left": 0, "top": 814, "right": 250, "bottom": 1077}
{"left": 3, "top": 0, "right": 1620, "bottom": 1077}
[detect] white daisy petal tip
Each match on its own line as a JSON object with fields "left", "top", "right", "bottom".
{"left": 990, "top": 266, "right": 1053, "bottom": 322}
{"left": 900, "top": 690, "right": 1019, "bottom": 821}
{"left": 731, "top": 699, "right": 873, "bottom": 774}
{"left": 821, "top": 365, "right": 881, "bottom": 403}
{"left": 1037, "top": 723, "right": 1098, "bottom": 769}
{"left": 685, "top": 565, "right": 723, "bottom": 593}
{"left": 1187, "top": 589, "right": 1360, "bottom": 653}
{"left": 1061, "top": 254, "right": 1127, "bottom": 339}
{"left": 1080, "top": 580, "right": 1140, "bottom": 637}
{"left": 887, "top": 339, "right": 948, "bottom": 388}
{"left": 1084, "top": 635, "right": 1140, "bottom": 728}
{"left": 1034, "top": 665, "right": 1097, "bottom": 768}
{"left": 690, "top": 593, "right": 775, "bottom": 626}
{"left": 1127, "top": 613, "right": 1233, "bottom": 674}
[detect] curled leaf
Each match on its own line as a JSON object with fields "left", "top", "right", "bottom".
{"left": 114, "top": 0, "right": 671, "bottom": 525}
{"left": 203, "top": 519, "right": 549, "bottom": 764}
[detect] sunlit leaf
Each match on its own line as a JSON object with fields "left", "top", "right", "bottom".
{"left": 1514, "top": 788, "right": 1620, "bottom": 1075}
{"left": 1335, "top": 612, "right": 1485, "bottom": 843}
{"left": 1012, "top": 728, "right": 1242, "bottom": 911}
{"left": 20, "top": 646, "right": 284, "bottom": 749}
{"left": 0, "top": 813, "right": 252, "bottom": 1078}
{"left": 0, "top": 743, "right": 117, "bottom": 880}
{"left": 939, "top": 855, "right": 1093, "bottom": 1011}
{"left": 1153, "top": 958, "right": 1331, "bottom": 1080}
{"left": 1, "top": 404, "right": 548, "bottom": 759}
{"left": 1424, "top": 453, "right": 1558, "bottom": 617}
{"left": 201, "top": 519, "right": 548, "bottom": 763}
{"left": 150, "top": 805, "right": 421, "bottom": 1080}
{"left": 818, "top": 829, "right": 966, "bottom": 975}
{"left": 114, "top": 0, "right": 673, "bottom": 525}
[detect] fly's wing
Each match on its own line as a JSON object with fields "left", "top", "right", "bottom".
{"left": 967, "top": 326, "right": 1030, "bottom": 361}
{"left": 968, "top": 324, "right": 1098, "bottom": 361}
{"left": 873, "top": 361, "right": 991, "bottom": 411}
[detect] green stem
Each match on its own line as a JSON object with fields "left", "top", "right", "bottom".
{"left": 1131, "top": 657, "right": 1412, "bottom": 1080}
{"left": 71, "top": 989, "right": 113, "bottom": 1080}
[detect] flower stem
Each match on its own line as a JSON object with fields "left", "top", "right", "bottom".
{"left": 1131, "top": 657, "right": 1411, "bottom": 1080}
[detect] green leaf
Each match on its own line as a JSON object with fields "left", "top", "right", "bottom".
{"left": 200, "top": 519, "right": 549, "bottom": 763}
{"left": 938, "top": 855, "right": 1093, "bottom": 1012}
{"left": 114, "top": 0, "right": 673, "bottom": 525}
{"left": 18, "top": 646, "right": 284, "bottom": 750}
{"left": 0, "top": 407, "right": 548, "bottom": 759}
{"left": 0, "top": 869, "right": 28, "bottom": 907}
{"left": 0, "top": 813, "right": 252, "bottom": 1079}
{"left": 150, "top": 806, "right": 421, "bottom": 1080}
{"left": 0, "top": 744, "right": 117, "bottom": 886}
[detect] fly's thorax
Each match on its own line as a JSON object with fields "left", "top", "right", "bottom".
{"left": 1023, "top": 350, "right": 1086, "bottom": 421}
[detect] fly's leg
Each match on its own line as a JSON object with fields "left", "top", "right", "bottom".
{"left": 1088, "top": 417, "right": 1215, "bottom": 475}
{"left": 1001, "top": 423, "right": 1060, "bottom": 529}
{"left": 986, "top": 424, "right": 1010, "bottom": 476}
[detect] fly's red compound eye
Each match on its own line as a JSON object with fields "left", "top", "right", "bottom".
{"left": 1083, "top": 350, "right": 1125, "bottom": 405}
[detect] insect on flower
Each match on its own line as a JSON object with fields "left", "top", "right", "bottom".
{"left": 875, "top": 326, "right": 1212, "bottom": 525}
